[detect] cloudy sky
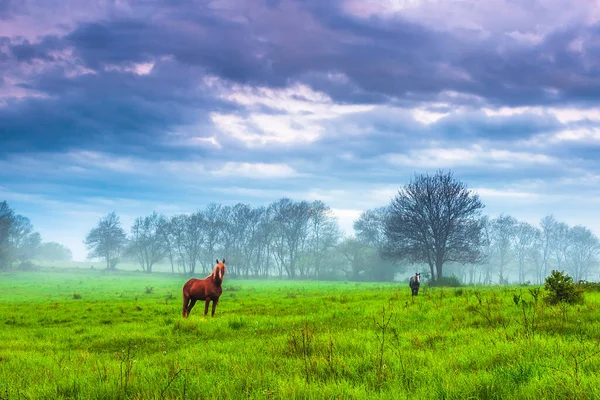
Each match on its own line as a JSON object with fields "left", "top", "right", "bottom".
{"left": 2, "top": 0, "right": 600, "bottom": 260}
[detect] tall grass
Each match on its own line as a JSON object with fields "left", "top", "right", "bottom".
{"left": 1, "top": 270, "right": 599, "bottom": 399}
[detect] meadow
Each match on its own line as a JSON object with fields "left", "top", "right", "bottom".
{"left": 1, "top": 270, "right": 600, "bottom": 399}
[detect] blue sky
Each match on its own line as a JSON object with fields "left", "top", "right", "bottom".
{"left": 2, "top": 0, "right": 600, "bottom": 261}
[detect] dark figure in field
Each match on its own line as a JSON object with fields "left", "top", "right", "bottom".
{"left": 182, "top": 259, "right": 226, "bottom": 318}
{"left": 409, "top": 273, "right": 421, "bottom": 296}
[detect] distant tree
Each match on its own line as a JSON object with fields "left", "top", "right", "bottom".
{"left": 338, "top": 237, "right": 371, "bottom": 281}
{"left": 475, "top": 216, "right": 493, "bottom": 284}
{"left": 384, "top": 170, "right": 484, "bottom": 282}
{"left": 564, "top": 226, "right": 600, "bottom": 282}
{"left": 0, "top": 203, "right": 44, "bottom": 268}
{"left": 228, "top": 203, "right": 257, "bottom": 277}
{"left": 552, "top": 221, "right": 570, "bottom": 272}
{"left": 200, "top": 203, "right": 223, "bottom": 274}
{"left": 9, "top": 215, "right": 41, "bottom": 266}
{"left": 127, "top": 212, "right": 167, "bottom": 273}
{"left": 511, "top": 221, "right": 538, "bottom": 284}
{"left": 169, "top": 215, "right": 189, "bottom": 274}
{"left": 252, "top": 206, "right": 275, "bottom": 277}
{"left": 534, "top": 215, "right": 557, "bottom": 284}
{"left": 38, "top": 242, "right": 73, "bottom": 262}
{"left": 0, "top": 201, "right": 15, "bottom": 268}
{"left": 354, "top": 207, "right": 397, "bottom": 281}
{"left": 270, "top": 198, "right": 312, "bottom": 278}
{"left": 84, "top": 211, "right": 127, "bottom": 270}
{"left": 181, "top": 211, "right": 205, "bottom": 275}
{"left": 490, "top": 214, "right": 517, "bottom": 284}
{"left": 158, "top": 218, "right": 177, "bottom": 274}
{"left": 307, "top": 200, "right": 341, "bottom": 279}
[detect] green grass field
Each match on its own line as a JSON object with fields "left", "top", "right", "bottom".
{"left": 1, "top": 270, "right": 600, "bottom": 399}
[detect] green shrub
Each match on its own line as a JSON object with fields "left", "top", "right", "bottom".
{"left": 544, "top": 270, "right": 584, "bottom": 305}
{"left": 577, "top": 280, "right": 600, "bottom": 292}
{"left": 428, "top": 275, "right": 462, "bottom": 287}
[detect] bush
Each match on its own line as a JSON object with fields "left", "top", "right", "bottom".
{"left": 544, "top": 270, "right": 584, "bottom": 305}
{"left": 427, "top": 275, "right": 462, "bottom": 287}
{"left": 576, "top": 280, "right": 600, "bottom": 292}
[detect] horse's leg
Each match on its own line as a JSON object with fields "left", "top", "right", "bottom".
{"left": 182, "top": 295, "right": 190, "bottom": 318}
{"left": 204, "top": 299, "right": 210, "bottom": 316}
{"left": 211, "top": 298, "right": 219, "bottom": 317}
{"left": 187, "top": 299, "right": 197, "bottom": 317}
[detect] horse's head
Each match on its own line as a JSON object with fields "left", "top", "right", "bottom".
{"left": 212, "top": 258, "right": 226, "bottom": 284}
{"left": 415, "top": 272, "right": 421, "bottom": 283}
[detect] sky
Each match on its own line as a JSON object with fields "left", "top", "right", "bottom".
{"left": 2, "top": 0, "right": 600, "bottom": 261}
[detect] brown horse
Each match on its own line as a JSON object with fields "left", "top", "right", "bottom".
{"left": 182, "top": 259, "right": 226, "bottom": 318}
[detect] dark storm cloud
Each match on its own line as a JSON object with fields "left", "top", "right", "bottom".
{"left": 57, "top": 0, "right": 600, "bottom": 107}
{"left": 0, "top": 58, "right": 239, "bottom": 156}
{"left": 2, "top": 0, "right": 600, "bottom": 159}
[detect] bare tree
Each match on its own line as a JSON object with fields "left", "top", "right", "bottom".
{"left": 0, "top": 201, "right": 15, "bottom": 268}
{"left": 200, "top": 203, "right": 223, "bottom": 274}
{"left": 490, "top": 214, "right": 517, "bottom": 284}
{"left": 552, "top": 221, "right": 570, "bottom": 272}
{"left": 228, "top": 203, "right": 257, "bottom": 277}
{"left": 128, "top": 212, "right": 167, "bottom": 273}
{"left": 84, "top": 211, "right": 127, "bottom": 270}
{"left": 354, "top": 207, "right": 397, "bottom": 281}
{"left": 384, "top": 170, "right": 484, "bottom": 282}
{"left": 306, "top": 200, "right": 341, "bottom": 279}
{"left": 565, "top": 226, "right": 600, "bottom": 281}
{"left": 180, "top": 211, "right": 205, "bottom": 275}
{"left": 474, "top": 216, "right": 493, "bottom": 284}
{"left": 158, "top": 218, "right": 177, "bottom": 274}
{"left": 536, "top": 215, "right": 556, "bottom": 284}
{"left": 512, "top": 221, "right": 537, "bottom": 283}
{"left": 270, "top": 198, "right": 312, "bottom": 278}
{"left": 170, "top": 215, "right": 188, "bottom": 274}
{"left": 252, "top": 206, "right": 275, "bottom": 277}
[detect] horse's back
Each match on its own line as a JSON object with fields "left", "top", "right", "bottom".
{"left": 183, "top": 278, "right": 205, "bottom": 297}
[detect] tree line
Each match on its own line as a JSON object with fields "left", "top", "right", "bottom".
{"left": 85, "top": 199, "right": 379, "bottom": 279}
{"left": 3, "top": 170, "right": 599, "bottom": 282}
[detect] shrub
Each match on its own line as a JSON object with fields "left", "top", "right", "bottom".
{"left": 427, "top": 275, "right": 462, "bottom": 287}
{"left": 576, "top": 280, "right": 600, "bottom": 292}
{"left": 544, "top": 270, "right": 584, "bottom": 305}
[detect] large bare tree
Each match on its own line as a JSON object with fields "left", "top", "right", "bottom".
{"left": 384, "top": 170, "right": 484, "bottom": 282}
